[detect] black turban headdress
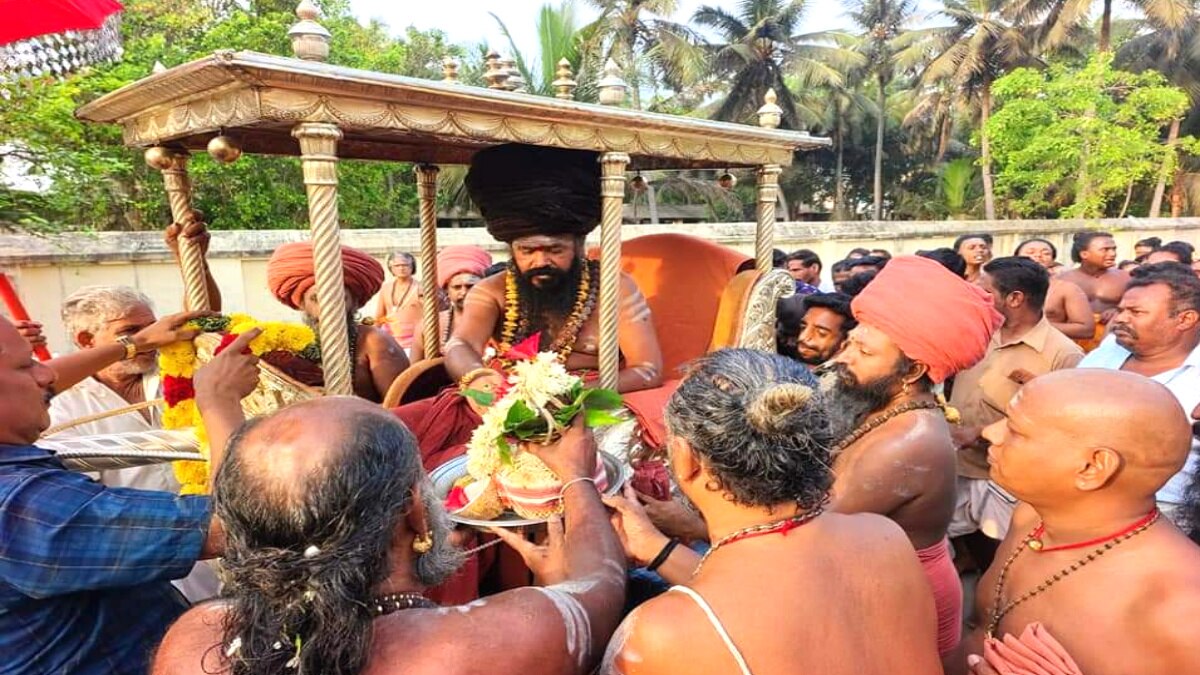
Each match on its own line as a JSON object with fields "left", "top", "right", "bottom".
{"left": 465, "top": 144, "right": 602, "bottom": 243}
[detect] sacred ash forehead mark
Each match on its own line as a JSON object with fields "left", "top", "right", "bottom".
{"left": 535, "top": 586, "right": 593, "bottom": 671}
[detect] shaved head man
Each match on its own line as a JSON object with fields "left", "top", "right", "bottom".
{"left": 965, "top": 370, "right": 1200, "bottom": 675}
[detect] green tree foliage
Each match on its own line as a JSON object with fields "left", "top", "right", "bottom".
{"left": 0, "top": 0, "right": 459, "bottom": 232}
{"left": 986, "top": 53, "right": 1192, "bottom": 217}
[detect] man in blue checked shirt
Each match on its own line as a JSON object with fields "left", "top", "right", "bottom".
{"left": 0, "top": 316, "right": 260, "bottom": 674}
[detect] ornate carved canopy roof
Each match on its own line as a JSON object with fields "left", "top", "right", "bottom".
{"left": 76, "top": 51, "right": 828, "bottom": 170}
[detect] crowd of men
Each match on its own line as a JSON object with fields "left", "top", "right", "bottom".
{"left": 2, "top": 142, "right": 1200, "bottom": 675}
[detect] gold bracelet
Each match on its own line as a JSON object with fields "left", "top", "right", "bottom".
{"left": 458, "top": 367, "right": 494, "bottom": 390}
{"left": 116, "top": 335, "right": 138, "bottom": 361}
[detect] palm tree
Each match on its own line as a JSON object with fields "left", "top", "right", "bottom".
{"left": 492, "top": 1, "right": 586, "bottom": 96}
{"left": 582, "top": 0, "right": 703, "bottom": 108}
{"left": 691, "top": 0, "right": 866, "bottom": 129}
{"left": 918, "top": 0, "right": 1039, "bottom": 219}
{"left": 1117, "top": 6, "right": 1199, "bottom": 216}
{"left": 1006, "top": 0, "right": 1193, "bottom": 53}
{"left": 847, "top": 0, "right": 918, "bottom": 220}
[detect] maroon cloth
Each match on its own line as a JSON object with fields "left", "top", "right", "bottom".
{"left": 392, "top": 388, "right": 481, "bottom": 472}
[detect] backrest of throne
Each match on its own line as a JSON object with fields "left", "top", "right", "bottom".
{"left": 614, "top": 233, "right": 794, "bottom": 378}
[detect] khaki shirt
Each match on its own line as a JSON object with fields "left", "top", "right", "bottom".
{"left": 950, "top": 317, "right": 1084, "bottom": 478}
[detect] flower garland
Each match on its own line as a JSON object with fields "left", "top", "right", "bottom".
{"left": 497, "top": 260, "right": 597, "bottom": 364}
{"left": 159, "top": 314, "right": 319, "bottom": 495}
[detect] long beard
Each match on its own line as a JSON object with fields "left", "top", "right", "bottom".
{"left": 513, "top": 258, "right": 586, "bottom": 337}
{"left": 818, "top": 364, "right": 903, "bottom": 447}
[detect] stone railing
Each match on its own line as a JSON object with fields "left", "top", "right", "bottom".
{"left": 3, "top": 217, "right": 1197, "bottom": 354}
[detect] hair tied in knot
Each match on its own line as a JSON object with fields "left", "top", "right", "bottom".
{"left": 747, "top": 383, "right": 814, "bottom": 435}
{"left": 303, "top": 545, "right": 321, "bottom": 559}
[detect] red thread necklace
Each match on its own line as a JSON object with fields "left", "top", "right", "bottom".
{"left": 1026, "top": 508, "right": 1159, "bottom": 552}
{"left": 694, "top": 504, "right": 825, "bottom": 576}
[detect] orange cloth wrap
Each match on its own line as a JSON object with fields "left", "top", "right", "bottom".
{"left": 917, "top": 537, "right": 963, "bottom": 656}
{"left": 1072, "top": 313, "right": 1105, "bottom": 353}
{"left": 851, "top": 256, "right": 1003, "bottom": 383}
{"left": 267, "top": 241, "right": 385, "bottom": 310}
{"left": 982, "top": 623, "right": 1083, "bottom": 675}
{"left": 436, "top": 245, "right": 493, "bottom": 289}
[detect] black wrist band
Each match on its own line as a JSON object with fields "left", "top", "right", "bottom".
{"left": 645, "top": 538, "right": 680, "bottom": 573}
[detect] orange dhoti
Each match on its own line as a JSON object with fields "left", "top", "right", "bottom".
{"left": 1073, "top": 313, "right": 1105, "bottom": 353}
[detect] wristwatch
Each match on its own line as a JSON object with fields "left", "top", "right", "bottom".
{"left": 116, "top": 335, "right": 138, "bottom": 360}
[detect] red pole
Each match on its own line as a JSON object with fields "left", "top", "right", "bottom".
{"left": 0, "top": 273, "right": 52, "bottom": 361}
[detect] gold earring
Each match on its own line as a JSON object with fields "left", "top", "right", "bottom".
{"left": 412, "top": 531, "right": 433, "bottom": 554}
{"left": 902, "top": 381, "right": 911, "bottom": 396}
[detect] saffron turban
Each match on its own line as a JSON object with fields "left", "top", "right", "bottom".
{"left": 436, "top": 245, "right": 493, "bottom": 289}
{"left": 465, "top": 143, "right": 601, "bottom": 243}
{"left": 851, "top": 255, "right": 1002, "bottom": 384}
{"left": 266, "top": 241, "right": 384, "bottom": 310}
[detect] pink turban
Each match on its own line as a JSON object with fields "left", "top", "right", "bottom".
{"left": 436, "top": 245, "right": 493, "bottom": 289}
{"left": 266, "top": 241, "right": 384, "bottom": 310}
{"left": 851, "top": 255, "right": 1002, "bottom": 383}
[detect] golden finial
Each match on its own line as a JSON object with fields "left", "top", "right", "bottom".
{"left": 597, "top": 59, "right": 627, "bottom": 106}
{"left": 442, "top": 56, "right": 460, "bottom": 84}
{"left": 552, "top": 58, "right": 577, "bottom": 100}
{"left": 484, "top": 50, "right": 509, "bottom": 89}
{"left": 288, "top": 0, "right": 331, "bottom": 62}
{"left": 757, "top": 88, "right": 783, "bottom": 129}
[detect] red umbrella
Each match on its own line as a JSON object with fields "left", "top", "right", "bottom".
{"left": 0, "top": 0, "right": 124, "bottom": 82}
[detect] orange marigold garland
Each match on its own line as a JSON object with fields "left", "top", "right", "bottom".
{"left": 159, "top": 314, "right": 319, "bottom": 495}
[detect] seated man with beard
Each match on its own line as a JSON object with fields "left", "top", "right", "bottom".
{"left": 394, "top": 143, "right": 666, "bottom": 472}
{"left": 602, "top": 349, "right": 942, "bottom": 675}
{"left": 152, "top": 397, "right": 626, "bottom": 675}
{"left": 822, "top": 255, "right": 1003, "bottom": 666}
{"left": 267, "top": 242, "right": 410, "bottom": 402}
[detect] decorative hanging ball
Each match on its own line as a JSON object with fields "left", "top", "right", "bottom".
{"left": 144, "top": 146, "right": 175, "bottom": 171}
{"left": 717, "top": 172, "right": 737, "bottom": 189}
{"left": 207, "top": 135, "right": 243, "bottom": 164}
{"left": 630, "top": 175, "right": 648, "bottom": 193}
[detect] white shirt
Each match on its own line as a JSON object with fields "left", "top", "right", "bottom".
{"left": 1080, "top": 335, "right": 1200, "bottom": 505}
{"left": 46, "top": 374, "right": 220, "bottom": 602}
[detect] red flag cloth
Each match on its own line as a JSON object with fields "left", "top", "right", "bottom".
{"left": 0, "top": 0, "right": 122, "bottom": 44}
{"left": 851, "top": 255, "right": 1002, "bottom": 384}
{"left": 436, "top": 245, "right": 492, "bottom": 289}
{"left": 266, "top": 241, "right": 384, "bottom": 311}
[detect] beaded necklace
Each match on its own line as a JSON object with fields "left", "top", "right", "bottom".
{"left": 831, "top": 400, "right": 943, "bottom": 454}
{"left": 985, "top": 509, "right": 1160, "bottom": 638}
{"left": 498, "top": 260, "right": 597, "bottom": 363}
{"left": 694, "top": 504, "right": 826, "bottom": 577}
{"left": 372, "top": 592, "right": 438, "bottom": 617}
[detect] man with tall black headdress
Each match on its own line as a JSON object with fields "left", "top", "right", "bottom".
{"left": 394, "top": 143, "right": 666, "bottom": 469}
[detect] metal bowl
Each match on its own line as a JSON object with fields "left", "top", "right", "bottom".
{"left": 430, "top": 451, "right": 628, "bottom": 528}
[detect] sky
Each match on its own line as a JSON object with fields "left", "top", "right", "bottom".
{"left": 346, "top": 0, "right": 946, "bottom": 56}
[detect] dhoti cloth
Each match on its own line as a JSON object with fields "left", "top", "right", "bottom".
{"left": 392, "top": 380, "right": 677, "bottom": 603}
{"left": 917, "top": 537, "right": 963, "bottom": 657}
{"left": 1072, "top": 313, "right": 1104, "bottom": 353}
{"left": 982, "top": 623, "right": 1082, "bottom": 675}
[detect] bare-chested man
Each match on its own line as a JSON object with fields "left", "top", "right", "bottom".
{"left": 964, "top": 370, "right": 1200, "bottom": 675}
{"left": 1014, "top": 238, "right": 1094, "bottom": 340}
{"left": 444, "top": 144, "right": 663, "bottom": 394}
{"left": 266, "top": 241, "right": 410, "bottom": 402}
{"left": 1056, "top": 232, "right": 1130, "bottom": 351}
{"left": 954, "top": 233, "right": 993, "bottom": 283}
{"left": 152, "top": 398, "right": 626, "bottom": 675}
{"left": 602, "top": 350, "right": 942, "bottom": 675}
{"left": 821, "top": 255, "right": 1002, "bottom": 666}
{"left": 409, "top": 245, "right": 492, "bottom": 362}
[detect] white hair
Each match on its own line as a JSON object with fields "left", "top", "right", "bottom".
{"left": 61, "top": 285, "right": 155, "bottom": 344}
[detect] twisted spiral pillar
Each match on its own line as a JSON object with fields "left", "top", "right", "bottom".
{"left": 598, "top": 153, "right": 629, "bottom": 391}
{"left": 292, "top": 122, "right": 353, "bottom": 396}
{"left": 755, "top": 164, "right": 783, "bottom": 274}
{"left": 416, "top": 164, "right": 441, "bottom": 358}
{"left": 154, "top": 150, "right": 210, "bottom": 311}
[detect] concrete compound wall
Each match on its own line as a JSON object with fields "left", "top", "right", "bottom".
{"left": 3, "top": 217, "right": 1198, "bottom": 355}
